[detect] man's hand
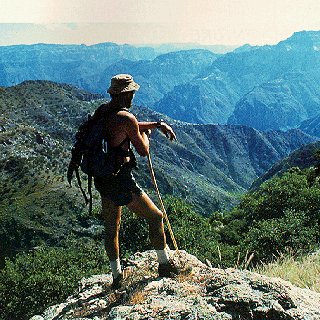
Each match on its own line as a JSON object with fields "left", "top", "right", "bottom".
{"left": 158, "top": 122, "right": 177, "bottom": 141}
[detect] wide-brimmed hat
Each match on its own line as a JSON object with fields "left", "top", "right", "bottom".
{"left": 107, "top": 74, "right": 140, "bottom": 95}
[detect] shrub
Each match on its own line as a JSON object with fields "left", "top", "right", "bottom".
{"left": 0, "top": 238, "right": 109, "bottom": 320}
{"left": 242, "top": 210, "right": 319, "bottom": 262}
{"left": 219, "top": 167, "right": 320, "bottom": 264}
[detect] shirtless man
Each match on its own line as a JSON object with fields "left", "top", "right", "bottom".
{"left": 94, "top": 74, "right": 179, "bottom": 289}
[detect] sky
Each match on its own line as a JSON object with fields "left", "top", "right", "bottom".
{"left": 1, "top": 0, "right": 320, "bottom": 46}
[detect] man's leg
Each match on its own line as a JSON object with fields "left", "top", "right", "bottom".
{"left": 101, "top": 196, "right": 123, "bottom": 283}
{"left": 127, "top": 191, "right": 167, "bottom": 250}
{"left": 127, "top": 192, "right": 180, "bottom": 278}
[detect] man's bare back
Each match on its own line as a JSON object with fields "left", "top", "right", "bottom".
{"left": 106, "top": 109, "right": 151, "bottom": 165}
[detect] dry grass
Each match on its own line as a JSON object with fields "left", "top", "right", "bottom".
{"left": 177, "top": 271, "right": 195, "bottom": 283}
{"left": 128, "top": 291, "right": 147, "bottom": 305}
{"left": 254, "top": 253, "right": 320, "bottom": 292}
{"left": 234, "top": 250, "right": 255, "bottom": 270}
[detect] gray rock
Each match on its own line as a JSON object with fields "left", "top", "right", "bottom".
{"left": 31, "top": 250, "right": 320, "bottom": 320}
{"left": 29, "top": 316, "right": 44, "bottom": 320}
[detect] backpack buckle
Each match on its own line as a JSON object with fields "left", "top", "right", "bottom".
{"left": 102, "top": 139, "right": 108, "bottom": 153}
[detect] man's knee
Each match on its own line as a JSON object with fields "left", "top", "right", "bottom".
{"left": 148, "top": 209, "right": 164, "bottom": 224}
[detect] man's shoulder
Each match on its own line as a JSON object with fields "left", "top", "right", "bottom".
{"left": 117, "top": 109, "right": 137, "bottom": 123}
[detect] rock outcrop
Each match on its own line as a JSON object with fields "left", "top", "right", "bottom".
{"left": 31, "top": 251, "right": 320, "bottom": 320}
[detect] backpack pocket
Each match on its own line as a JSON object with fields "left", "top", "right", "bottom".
{"left": 81, "top": 149, "right": 116, "bottom": 178}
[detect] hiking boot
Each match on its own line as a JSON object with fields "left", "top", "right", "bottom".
{"left": 111, "top": 273, "right": 123, "bottom": 290}
{"left": 158, "top": 260, "right": 180, "bottom": 278}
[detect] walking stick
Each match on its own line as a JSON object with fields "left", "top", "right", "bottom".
{"left": 147, "top": 150, "right": 179, "bottom": 252}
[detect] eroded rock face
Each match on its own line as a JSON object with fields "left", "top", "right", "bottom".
{"left": 31, "top": 251, "right": 320, "bottom": 320}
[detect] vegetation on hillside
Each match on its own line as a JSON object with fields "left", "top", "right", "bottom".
{"left": 0, "top": 239, "right": 108, "bottom": 320}
{"left": 218, "top": 166, "right": 320, "bottom": 264}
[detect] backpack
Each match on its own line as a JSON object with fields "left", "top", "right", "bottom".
{"left": 67, "top": 103, "right": 134, "bottom": 213}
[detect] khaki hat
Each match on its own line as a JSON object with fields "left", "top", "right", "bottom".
{"left": 107, "top": 74, "right": 140, "bottom": 94}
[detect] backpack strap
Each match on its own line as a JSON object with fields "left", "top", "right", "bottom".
{"left": 75, "top": 166, "right": 89, "bottom": 205}
{"left": 88, "top": 174, "right": 93, "bottom": 215}
{"left": 117, "top": 136, "right": 130, "bottom": 148}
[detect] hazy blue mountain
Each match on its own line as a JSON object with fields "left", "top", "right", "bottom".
{"left": 228, "top": 72, "right": 320, "bottom": 130}
{"left": 299, "top": 113, "right": 320, "bottom": 137}
{"left": 90, "top": 49, "right": 219, "bottom": 107}
{"left": 232, "top": 44, "right": 257, "bottom": 53}
{"left": 1, "top": 31, "right": 320, "bottom": 130}
{"left": 153, "top": 68, "right": 239, "bottom": 123}
{"left": 213, "top": 31, "right": 320, "bottom": 95}
{"left": 136, "top": 43, "right": 237, "bottom": 54}
{"left": 0, "top": 42, "right": 157, "bottom": 88}
{"left": 154, "top": 31, "right": 320, "bottom": 125}
{"left": 0, "top": 43, "right": 219, "bottom": 107}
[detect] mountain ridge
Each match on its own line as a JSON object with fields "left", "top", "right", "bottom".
{"left": 2, "top": 30, "right": 320, "bottom": 132}
{"left": 154, "top": 30, "right": 320, "bottom": 129}
{"left": 251, "top": 140, "right": 320, "bottom": 189}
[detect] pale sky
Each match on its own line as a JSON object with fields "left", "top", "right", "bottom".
{"left": 1, "top": 0, "right": 320, "bottom": 46}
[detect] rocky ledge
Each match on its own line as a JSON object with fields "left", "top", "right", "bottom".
{"left": 31, "top": 251, "right": 320, "bottom": 320}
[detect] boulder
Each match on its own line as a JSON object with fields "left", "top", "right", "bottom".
{"left": 31, "top": 250, "right": 320, "bottom": 320}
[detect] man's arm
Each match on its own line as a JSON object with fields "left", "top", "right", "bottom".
{"left": 138, "top": 121, "right": 177, "bottom": 141}
{"left": 124, "top": 114, "right": 150, "bottom": 157}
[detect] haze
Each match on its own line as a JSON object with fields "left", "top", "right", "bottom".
{"left": 1, "top": 0, "right": 320, "bottom": 46}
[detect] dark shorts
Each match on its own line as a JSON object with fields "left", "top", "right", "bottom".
{"left": 94, "top": 167, "right": 143, "bottom": 206}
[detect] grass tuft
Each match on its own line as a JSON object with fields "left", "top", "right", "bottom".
{"left": 254, "top": 253, "right": 320, "bottom": 292}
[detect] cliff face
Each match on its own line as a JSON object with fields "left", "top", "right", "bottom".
{"left": 228, "top": 73, "right": 320, "bottom": 131}
{"left": 31, "top": 251, "right": 320, "bottom": 320}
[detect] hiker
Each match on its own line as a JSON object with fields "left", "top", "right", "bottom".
{"left": 95, "top": 74, "right": 179, "bottom": 288}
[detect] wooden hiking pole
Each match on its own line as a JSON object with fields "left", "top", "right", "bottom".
{"left": 147, "top": 150, "right": 179, "bottom": 252}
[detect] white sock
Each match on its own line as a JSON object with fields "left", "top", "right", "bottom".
{"left": 110, "top": 258, "right": 122, "bottom": 278}
{"left": 156, "top": 249, "right": 170, "bottom": 264}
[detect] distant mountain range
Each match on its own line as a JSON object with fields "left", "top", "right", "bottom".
{"left": 228, "top": 72, "right": 320, "bottom": 130}
{"left": 1, "top": 31, "right": 320, "bottom": 132}
{"left": 0, "top": 42, "right": 157, "bottom": 89}
{"left": 161, "top": 31, "right": 320, "bottom": 128}
{"left": 134, "top": 43, "right": 237, "bottom": 54}
{"left": 91, "top": 49, "right": 219, "bottom": 107}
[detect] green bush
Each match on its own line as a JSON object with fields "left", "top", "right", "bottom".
{"left": 242, "top": 210, "right": 319, "bottom": 261}
{"left": 0, "top": 238, "right": 109, "bottom": 320}
{"left": 120, "top": 207, "right": 150, "bottom": 256}
{"left": 238, "top": 167, "right": 320, "bottom": 222}
{"left": 218, "top": 167, "right": 320, "bottom": 264}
